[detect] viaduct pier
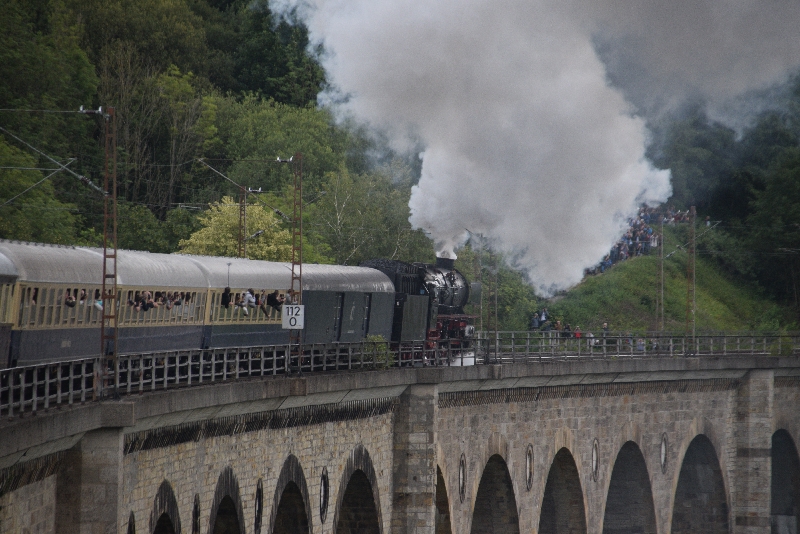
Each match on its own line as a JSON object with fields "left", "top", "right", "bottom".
{"left": 2, "top": 350, "right": 800, "bottom": 534}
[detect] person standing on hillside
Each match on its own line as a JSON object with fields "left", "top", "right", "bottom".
{"left": 602, "top": 322, "right": 616, "bottom": 346}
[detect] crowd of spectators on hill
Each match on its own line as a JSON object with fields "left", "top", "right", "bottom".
{"left": 532, "top": 206, "right": 698, "bottom": 335}
{"left": 583, "top": 205, "right": 701, "bottom": 277}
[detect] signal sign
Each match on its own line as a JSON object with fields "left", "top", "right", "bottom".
{"left": 282, "top": 305, "right": 304, "bottom": 329}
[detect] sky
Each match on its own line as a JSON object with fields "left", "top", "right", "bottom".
{"left": 271, "top": 0, "right": 800, "bottom": 294}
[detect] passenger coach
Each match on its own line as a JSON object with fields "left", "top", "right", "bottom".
{"left": 0, "top": 241, "right": 394, "bottom": 368}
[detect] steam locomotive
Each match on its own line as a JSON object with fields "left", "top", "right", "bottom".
{"left": 0, "top": 240, "right": 476, "bottom": 368}
{"left": 360, "top": 257, "right": 475, "bottom": 363}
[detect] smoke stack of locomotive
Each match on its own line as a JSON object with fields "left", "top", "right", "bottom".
{"left": 435, "top": 256, "right": 455, "bottom": 270}
{"left": 359, "top": 256, "right": 469, "bottom": 314}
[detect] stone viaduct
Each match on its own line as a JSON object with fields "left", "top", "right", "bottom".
{"left": 2, "top": 354, "right": 800, "bottom": 534}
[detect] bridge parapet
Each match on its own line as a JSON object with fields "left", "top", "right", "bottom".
{"left": 2, "top": 332, "right": 798, "bottom": 419}
{"left": 1, "top": 353, "right": 800, "bottom": 534}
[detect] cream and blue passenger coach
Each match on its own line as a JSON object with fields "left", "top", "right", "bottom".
{"left": 0, "top": 240, "right": 395, "bottom": 368}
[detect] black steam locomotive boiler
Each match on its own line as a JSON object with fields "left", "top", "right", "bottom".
{"left": 360, "top": 257, "right": 476, "bottom": 363}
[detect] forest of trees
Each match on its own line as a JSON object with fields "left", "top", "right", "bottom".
{"left": 647, "top": 89, "right": 800, "bottom": 314}
{"left": 0, "top": 0, "right": 433, "bottom": 264}
{"left": 1, "top": 0, "right": 799, "bottom": 326}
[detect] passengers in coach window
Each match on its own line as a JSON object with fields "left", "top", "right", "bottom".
{"left": 64, "top": 289, "right": 76, "bottom": 308}
{"left": 238, "top": 288, "right": 256, "bottom": 316}
{"left": 267, "top": 290, "right": 285, "bottom": 312}
{"left": 221, "top": 287, "right": 232, "bottom": 308}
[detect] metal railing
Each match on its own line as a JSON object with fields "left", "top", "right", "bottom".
{"left": 475, "top": 331, "right": 800, "bottom": 362}
{"left": 2, "top": 332, "right": 798, "bottom": 419}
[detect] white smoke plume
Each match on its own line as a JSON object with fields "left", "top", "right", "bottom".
{"left": 270, "top": 0, "right": 800, "bottom": 295}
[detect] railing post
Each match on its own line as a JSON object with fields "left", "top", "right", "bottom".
{"left": 525, "top": 332, "right": 530, "bottom": 360}
{"left": 8, "top": 370, "right": 15, "bottom": 418}
{"left": 84, "top": 360, "right": 92, "bottom": 403}
{"left": 57, "top": 363, "right": 63, "bottom": 406}
{"left": 511, "top": 332, "right": 516, "bottom": 363}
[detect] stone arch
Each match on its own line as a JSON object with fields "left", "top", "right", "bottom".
{"left": 601, "top": 441, "right": 656, "bottom": 534}
{"left": 332, "top": 444, "right": 383, "bottom": 534}
{"left": 670, "top": 434, "right": 728, "bottom": 534}
{"left": 208, "top": 466, "right": 245, "bottom": 534}
{"left": 470, "top": 454, "right": 520, "bottom": 534}
{"left": 150, "top": 480, "right": 181, "bottom": 534}
{"left": 466, "top": 433, "right": 512, "bottom": 513}
{"left": 670, "top": 418, "right": 729, "bottom": 496}
{"left": 539, "top": 447, "right": 587, "bottom": 534}
{"left": 772, "top": 429, "right": 800, "bottom": 531}
{"left": 268, "top": 454, "right": 313, "bottom": 534}
{"left": 127, "top": 511, "right": 136, "bottom": 534}
{"left": 435, "top": 465, "right": 453, "bottom": 534}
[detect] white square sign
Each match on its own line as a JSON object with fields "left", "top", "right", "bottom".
{"left": 282, "top": 304, "right": 304, "bottom": 329}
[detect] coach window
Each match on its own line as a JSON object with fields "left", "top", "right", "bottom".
{"left": 0, "top": 283, "right": 14, "bottom": 324}
{"left": 361, "top": 294, "right": 371, "bottom": 336}
{"left": 18, "top": 286, "right": 35, "bottom": 326}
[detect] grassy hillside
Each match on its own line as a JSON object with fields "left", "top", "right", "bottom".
{"left": 546, "top": 225, "right": 797, "bottom": 333}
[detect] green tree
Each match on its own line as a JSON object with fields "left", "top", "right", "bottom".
{"left": 179, "top": 196, "right": 292, "bottom": 260}
{"left": 162, "top": 207, "right": 202, "bottom": 251}
{"left": 117, "top": 202, "right": 168, "bottom": 252}
{"left": 455, "top": 244, "right": 541, "bottom": 331}
{"left": 227, "top": 1, "right": 324, "bottom": 105}
{"left": 746, "top": 147, "right": 800, "bottom": 310}
{"left": 214, "top": 95, "right": 346, "bottom": 193}
{"left": 0, "top": 0, "right": 100, "bottom": 203}
{"left": 649, "top": 108, "right": 736, "bottom": 211}
{"left": 154, "top": 66, "right": 218, "bottom": 213}
{"left": 64, "top": 0, "right": 208, "bottom": 74}
{"left": 0, "top": 139, "right": 82, "bottom": 243}
{"left": 253, "top": 188, "right": 333, "bottom": 264}
{"left": 313, "top": 167, "right": 433, "bottom": 265}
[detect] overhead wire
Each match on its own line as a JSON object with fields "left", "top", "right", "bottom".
{"left": 0, "top": 109, "right": 88, "bottom": 114}
{"left": 0, "top": 125, "right": 106, "bottom": 196}
{"left": 1, "top": 161, "right": 74, "bottom": 207}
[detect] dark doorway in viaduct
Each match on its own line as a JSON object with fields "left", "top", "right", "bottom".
{"left": 602, "top": 441, "right": 656, "bottom": 534}
{"left": 671, "top": 434, "right": 728, "bottom": 534}
{"left": 153, "top": 513, "right": 176, "bottom": 534}
{"left": 335, "top": 470, "right": 380, "bottom": 534}
{"left": 772, "top": 429, "right": 800, "bottom": 533}
{"left": 273, "top": 481, "right": 310, "bottom": 534}
{"left": 436, "top": 466, "right": 452, "bottom": 534}
{"left": 539, "top": 448, "right": 586, "bottom": 534}
{"left": 470, "top": 454, "right": 520, "bottom": 534}
{"left": 212, "top": 496, "right": 242, "bottom": 534}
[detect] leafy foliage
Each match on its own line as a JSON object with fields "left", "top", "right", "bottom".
{"left": 650, "top": 79, "right": 800, "bottom": 317}
{"left": 313, "top": 166, "right": 433, "bottom": 265}
{"left": 547, "top": 225, "right": 796, "bottom": 332}
{"left": 214, "top": 95, "right": 346, "bottom": 193}
{"left": 455, "top": 244, "right": 541, "bottom": 331}
{"left": 0, "top": 140, "right": 82, "bottom": 243}
{"left": 178, "top": 196, "right": 292, "bottom": 260}
{"left": 3, "top": 0, "right": 800, "bottom": 332}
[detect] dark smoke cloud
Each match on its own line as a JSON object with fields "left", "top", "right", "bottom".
{"left": 271, "top": 0, "right": 800, "bottom": 295}
{"left": 586, "top": 0, "right": 800, "bottom": 122}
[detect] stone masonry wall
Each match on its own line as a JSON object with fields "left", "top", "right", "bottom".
{"left": 3, "top": 359, "right": 800, "bottom": 534}
{"left": 120, "top": 411, "right": 395, "bottom": 534}
{"left": 435, "top": 379, "right": 745, "bottom": 534}
{"left": 0, "top": 475, "right": 56, "bottom": 534}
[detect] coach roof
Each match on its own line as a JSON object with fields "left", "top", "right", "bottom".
{"left": 0, "top": 241, "right": 395, "bottom": 293}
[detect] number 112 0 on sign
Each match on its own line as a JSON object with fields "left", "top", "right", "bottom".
{"left": 282, "top": 304, "right": 304, "bottom": 329}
